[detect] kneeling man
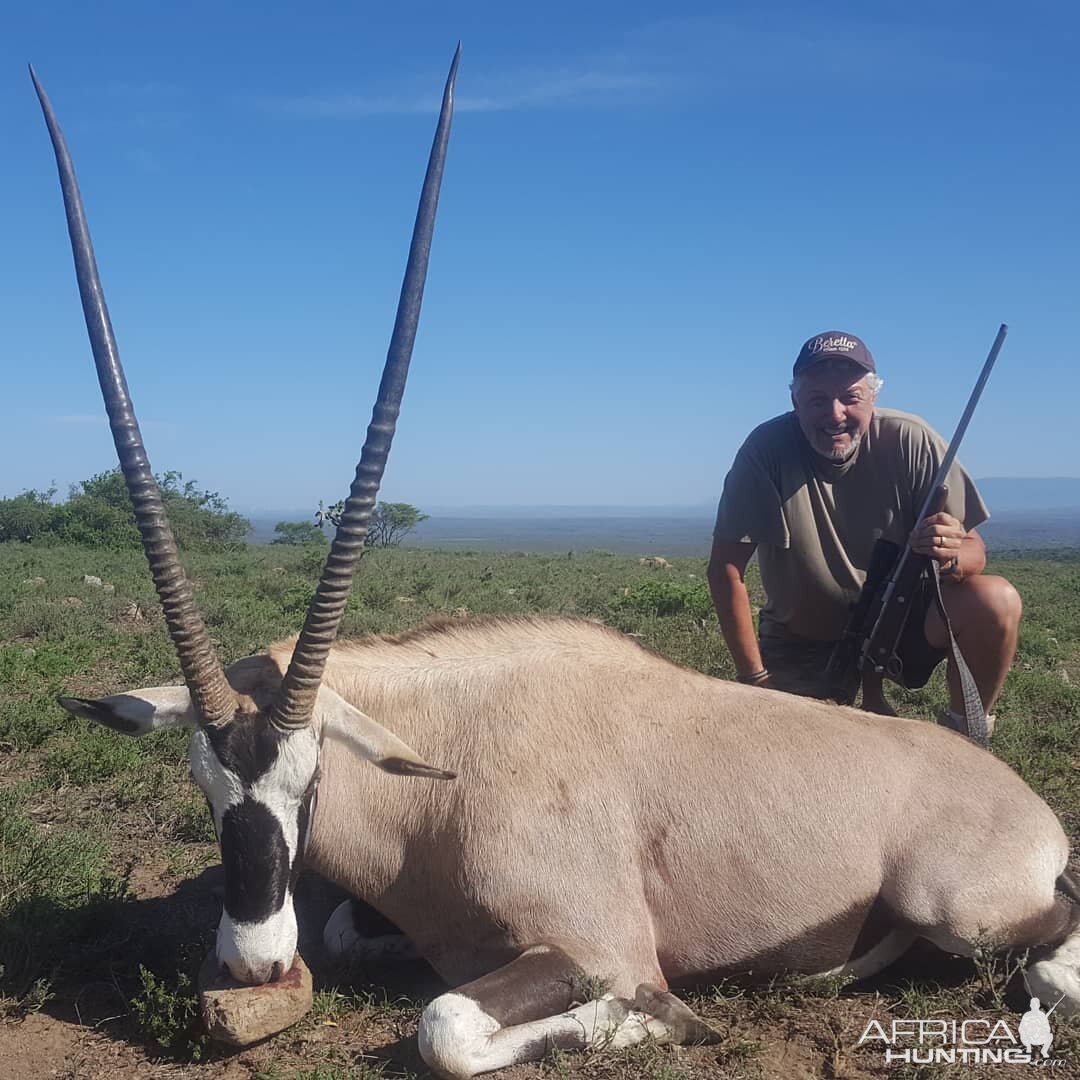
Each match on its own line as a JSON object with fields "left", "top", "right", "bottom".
{"left": 707, "top": 330, "right": 1021, "bottom": 730}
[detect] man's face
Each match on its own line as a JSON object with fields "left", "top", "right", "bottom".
{"left": 791, "top": 363, "right": 875, "bottom": 462}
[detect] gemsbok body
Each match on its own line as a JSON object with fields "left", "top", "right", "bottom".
{"left": 33, "top": 52, "right": 1080, "bottom": 1080}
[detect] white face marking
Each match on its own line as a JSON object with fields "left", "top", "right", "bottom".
{"left": 216, "top": 898, "right": 298, "bottom": 985}
{"left": 189, "top": 724, "right": 319, "bottom": 983}
{"left": 189, "top": 729, "right": 244, "bottom": 834}
{"left": 249, "top": 729, "right": 320, "bottom": 867}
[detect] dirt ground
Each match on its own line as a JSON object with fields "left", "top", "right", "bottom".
{"left": 3, "top": 852, "right": 1077, "bottom": 1080}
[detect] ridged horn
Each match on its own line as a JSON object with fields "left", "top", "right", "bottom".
{"left": 272, "top": 46, "right": 460, "bottom": 731}
{"left": 31, "top": 66, "right": 237, "bottom": 728}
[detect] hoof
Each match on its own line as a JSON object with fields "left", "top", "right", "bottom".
{"left": 633, "top": 983, "right": 723, "bottom": 1044}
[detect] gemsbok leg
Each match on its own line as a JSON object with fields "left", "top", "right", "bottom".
{"left": 880, "top": 822, "right": 1080, "bottom": 1015}
{"left": 417, "top": 944, "right": 718, "bottom": 1079}
{"left": 323, "top": 898, "right": 418, "bottom": 962}
{"left": 1026, "top": 875, "right": 1080, "bottom": 1017}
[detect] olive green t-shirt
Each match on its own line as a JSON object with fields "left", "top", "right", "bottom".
{"left": 713, "top": 408, "right": 989, "bottom": 642}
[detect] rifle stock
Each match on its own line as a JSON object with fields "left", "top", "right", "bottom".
{"left": 825, "top": 537, "right": 903, "bottom": 703}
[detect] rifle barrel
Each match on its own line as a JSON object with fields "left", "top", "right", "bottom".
{"left": 858, "top": 323, "right": 1007, "bottom": 673}
{"left": 913, "top": 323, "right": 1008, "bottom": 526}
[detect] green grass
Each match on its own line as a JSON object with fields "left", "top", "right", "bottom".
{"left": 0, "top": 782, "right": 123, "bottom": 1004}
{"left": 130, "top": 964, "right": 209, "bottom": 1061}
{"left": 0, "top": 540, "right": 1077, "bottom": 1075}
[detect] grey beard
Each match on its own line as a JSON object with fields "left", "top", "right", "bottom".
{"left": 822, "top": 432, "right": 862, "bottom": 463}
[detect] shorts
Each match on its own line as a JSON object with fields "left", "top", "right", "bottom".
{"left": 760, "top": 573, "right": 949, "bottom": 699}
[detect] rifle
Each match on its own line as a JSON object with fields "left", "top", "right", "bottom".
{"left": 824, "top": 324, "right": 1009, "bottom": 724}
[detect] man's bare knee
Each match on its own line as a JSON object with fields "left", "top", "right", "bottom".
{"left": 988, "top": 575, "right": 1022, "bottom": 628}
{"left": 943, "top": 574, "right": 1021, "bottom": 634}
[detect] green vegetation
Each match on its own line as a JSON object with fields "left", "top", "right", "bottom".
{"left": 130, "top": 965, "right": 208, "bottom": 1060}
{"left": 272, "top": 520, "right": 330, "bottom": 546}
{"left": 0, "top": 469, "right": 250, "bottom": 549}
{"left": 0, "top": 539, "right": 1076, "bottom": 1075}
{"left": 318, "top": 499, "right": 430, "bottom": 547}
{"left": 617, "top": 576, "right": 714, "bottom": 619}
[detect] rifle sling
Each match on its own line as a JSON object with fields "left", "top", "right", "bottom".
{"left": 930, "top": 563, "right": 989, "bottom": 747}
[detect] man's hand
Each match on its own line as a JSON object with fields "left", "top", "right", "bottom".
{"left": 910, "top": 511, "right": 965, "bottom": 566}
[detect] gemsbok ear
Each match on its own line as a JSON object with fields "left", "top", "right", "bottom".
{"left": 317, "top": 686, "right": 455, "bottom": 781}
{"left": 57, "top": 686, "right": 196, "bottom": 736}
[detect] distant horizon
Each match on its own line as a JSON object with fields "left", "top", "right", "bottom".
{"left": 234, "top": 476, "right": 1080, "bottom": 519}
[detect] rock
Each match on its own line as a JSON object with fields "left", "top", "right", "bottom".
{"left": 102, "top": 583, "right": 115, "bottom": 594}
{"left": 121, "top": 601, "right": 144, "bottom": 621}
{"left": 198, "top": 951, "right": 312, "bottom": 1047}
{"left": 395, "top": 596, "right": 416, "bottom": 604}
{"left": 21, "top": 577, "right": 46, "bottom": 588}
{"left": 639, "top": 556, "right": 670, "bottom": 569}
{"left": 82, "top": 575, "right": 104, "bottom": 587}
{"left": 60, "top": 597, "right": 82, "bottom": 606}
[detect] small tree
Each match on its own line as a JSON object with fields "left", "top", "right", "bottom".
{"left": 271, "top": 520, "right": 329, "bottom": 546}
{"left": 369, "top": 502, "right": 429, "bottom": 547}
{"left": 0, "top": 487, "right": 57, "bottom": 543}
{"left": 316, "top": 500, "right": 428, "bottom": 548}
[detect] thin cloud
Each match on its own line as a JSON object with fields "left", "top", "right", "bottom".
{"left": 266, "top": 66, "right": 671, "bottom": 118}
{"left": 251, "top": 12, "right": 990, "bottom": 122}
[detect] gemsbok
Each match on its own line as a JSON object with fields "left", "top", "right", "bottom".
{"left": 33, "top": 52, "right": 1080, "bottom": 1080}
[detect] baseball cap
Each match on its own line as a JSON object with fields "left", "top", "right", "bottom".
{"left": 793, "top": 331, "right": 875, "bottom": 377}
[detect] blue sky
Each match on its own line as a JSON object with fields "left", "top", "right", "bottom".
{"left": 3, "top": 2, "right": 1077, "bottom": 512}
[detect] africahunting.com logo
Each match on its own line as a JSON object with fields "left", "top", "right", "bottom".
{"left": 857, "top": 996, "right": 1067, "bottom": 1066}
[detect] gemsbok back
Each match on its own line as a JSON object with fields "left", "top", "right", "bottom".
{"left": 33, "top": 53, "right": 1080, "bottom": 1080}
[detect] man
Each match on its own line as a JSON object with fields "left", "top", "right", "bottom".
{"left": 707, "top": 330, "right": 1021, "bottom": 731}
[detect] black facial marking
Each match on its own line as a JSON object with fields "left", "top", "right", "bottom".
{"left": 204, "top": 713, "right": 285, "bottom": 785}
{"left": 220, "top": 797, "right": 290, "bottom": 922}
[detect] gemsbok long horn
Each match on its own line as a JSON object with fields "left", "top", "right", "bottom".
{"left": 271, "top": 46, "right": 460, "bottom": 731}
{"left": 31, "top": 65, "right": 237, "bottom": 728}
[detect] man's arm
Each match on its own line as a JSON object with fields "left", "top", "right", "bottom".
{"left": 910, "top": 515, "right": 987, "bottom": 583}
{"left": 707, "top": 538, "right": 768, "bottom": 682}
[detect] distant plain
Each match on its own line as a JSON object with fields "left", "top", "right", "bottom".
{"left": 247, "top": 507, "right": 1080, "bottom": 555}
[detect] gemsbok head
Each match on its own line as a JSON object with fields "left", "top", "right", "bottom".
{"left": 34, "top": 50, "right": 459, "bottom": 986}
